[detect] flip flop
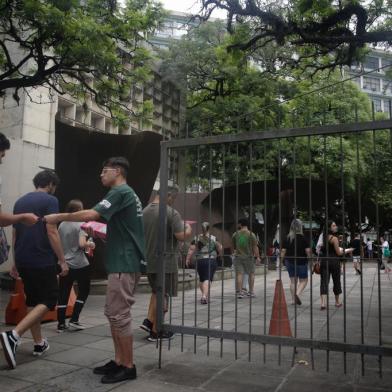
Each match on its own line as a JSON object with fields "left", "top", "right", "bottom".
{"left": 335, "top": 303, "right": 343, "bottom": 308}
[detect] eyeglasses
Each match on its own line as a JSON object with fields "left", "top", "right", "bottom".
{"left": 101, "top": 168, "right": 118, "bottom": 174}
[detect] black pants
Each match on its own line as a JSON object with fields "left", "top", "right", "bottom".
{"left": 320, "top": 260, "right": 342, "bottom": 296}
{"left": 57, "top": 265, "right": 91, "bottom": 324}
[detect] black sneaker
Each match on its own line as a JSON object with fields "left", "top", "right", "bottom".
{"left": 147, "top": 331, "right": 174, "bottom": 342}
{"left": 33, "top": 339, "right": 49, "bottom": 356}
{"left": 139, "top": 318, "right": 153, "bottom": 334}
{"left": 0, "top": 330, "right": 19, "bottom": 369}
{"left": 101, "top": 365, "right": 137, "bottom": 384}
{"left": 93, "top": 360, "right": 120, "bottom": 375}
{"left": 57, "top": 323, "right": 69, "bottom": 333}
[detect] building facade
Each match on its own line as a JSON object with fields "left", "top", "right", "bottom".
{"left": 349, "top": 49, "right": 392, "bottom": 115}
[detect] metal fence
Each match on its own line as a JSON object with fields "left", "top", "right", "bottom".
{"left": 156, "top": 114, "right": 392, "bottom": 376}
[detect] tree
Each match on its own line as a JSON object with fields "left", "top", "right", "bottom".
{"left": 0, "top": 0, "right": 164, "bottom": 125}
{"left": 197, "top": 0, "right": 392, "bottom": 72}
{"left": 163, "top": 19, "right": 392, "bottom": 236}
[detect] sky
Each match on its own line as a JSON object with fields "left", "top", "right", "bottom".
{"left": 160, "top": 0, "right": 227, "bottom": 18}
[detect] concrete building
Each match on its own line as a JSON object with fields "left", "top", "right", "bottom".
{"left": 0, "top": 29, "right": 184, "bottom": 271}
{"left": 349, "top": 49, "right": 392, "bottom": 115}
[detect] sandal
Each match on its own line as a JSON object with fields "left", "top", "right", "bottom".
{"left": 320, "top": 306, "right": 326, "bottom": 310}
{"left": 335, "top": 303, "right": 343, "bottom": 308}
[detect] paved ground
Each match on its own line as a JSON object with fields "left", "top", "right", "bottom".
{"left": 0, "top": 264, "right": 392, "bottom": 391}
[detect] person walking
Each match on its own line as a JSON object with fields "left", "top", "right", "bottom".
{"left": 232, "top": 218, "right": 261, "bottom": 299}
{"left": 350, "top": 232, "right": 362, "bottom": 275}
{"left": 380, "top": 236, "right": 390, "bottom": 273}
{"left": 44, "top": 157, "right": 145, "bottom": 384}
{"left": 280, "top": 219, "right": 312, "bottom": 306}
{"left": 57, "top": 199, "right": 96, "bottom": 332}
{"left": 186, "top": 222, "right": 223, "bottom": 304}
{"left": 319, "top": 221, "right": 354, "bottom": 310}
{"left": 1, "top": 170, "right": 68, "bottom": 369}
{"left": 141, "top": 186, "right": 192, "bottom": 341}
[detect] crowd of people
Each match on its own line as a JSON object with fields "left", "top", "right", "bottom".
{"left": 0, "top": 130, "right": 390, "bottom": 385}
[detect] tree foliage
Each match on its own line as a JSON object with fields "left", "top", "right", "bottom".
{"left": 0, "top": 0, "right": 164, "bottom": 125}
{"left": 197, "top": 0, "right": 392, "bottom": 73}
{"left": 163, "top": 19, "right": 392, "bottom": 232}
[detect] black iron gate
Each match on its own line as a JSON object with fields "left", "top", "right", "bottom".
{"left": 156, "top": 116, "right": 392, "bottom": 376}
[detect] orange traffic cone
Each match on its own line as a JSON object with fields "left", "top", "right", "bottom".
{"left": 268, "top": 279, "right": 292, "bottom": 337}
{"left": 5, "top": 278, "right": 28, "bottom": 325}
{"left": 5, "top": 277, "right": 77, "bottom": 325}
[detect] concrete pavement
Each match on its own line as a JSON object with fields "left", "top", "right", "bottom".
{"left": 1, "top": 264, "right": 391, "bottom": 391}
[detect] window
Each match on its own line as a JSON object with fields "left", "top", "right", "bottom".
{"left": 382, "top": 80, "right": 392, "bottom": 95}
{"left": 381, "top": 58, "right": 392, "bottom": 70}
{"left": 363, "top": 56, "right": 379, "bottom": 70}
{"left": 363, "top": 76, "right": 380, "bottom": 92}
{"left": 383, "top": 99, "right": 391, "bottom": 115}
{"left": 372, "top": 98, "right": 382, "bottom": 112}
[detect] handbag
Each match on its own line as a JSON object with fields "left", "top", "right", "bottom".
{"left": 384, "top": 247, "right": 391, "bottom": 258}
{"left": 0, "top": 227, "right": 10, "bottom": 265}
{"left": 312, "top": 261, "right": 321, "bottom": 274}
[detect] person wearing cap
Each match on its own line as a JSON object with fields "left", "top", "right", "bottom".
{"left": 186, "top": 222, "right": 223, "bottom": 304}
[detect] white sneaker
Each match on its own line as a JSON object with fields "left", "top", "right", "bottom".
{"left": 68, "top": 321, "right": 86, "bottom": 330}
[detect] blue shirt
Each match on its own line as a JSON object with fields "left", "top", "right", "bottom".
{"left": 13, "top": 191, "right": 59, "bottom": 268}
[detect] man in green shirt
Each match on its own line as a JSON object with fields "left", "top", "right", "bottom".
{"left": 232, "top": 218, "right": 261, "bottom": 298}
{"left": 45, "top": 157, "right": 145, "bottom": 384}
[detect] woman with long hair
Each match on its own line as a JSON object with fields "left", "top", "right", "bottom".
{"left": 319, "top": 220, "right": 353, "bottom": 310}
{"left": 281, "top": 219, "right": 312, "bottom": 305}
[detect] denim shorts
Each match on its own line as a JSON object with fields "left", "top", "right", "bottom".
{"left": 285, "top": 261, "right": 308, "bottom": 279}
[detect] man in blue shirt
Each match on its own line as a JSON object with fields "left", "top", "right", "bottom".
{"left": 0, "top": 170, "right": 68, "bottom": 369}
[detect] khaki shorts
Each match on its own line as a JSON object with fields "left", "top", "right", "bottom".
{"left": 147, "top": 273, "right": 178, "bottom": 297}
{"left": 104, "top": 272, "right": 140, "bottom": 337}
{"left": 234, "top": 256, "right": 255, "bottom": 274}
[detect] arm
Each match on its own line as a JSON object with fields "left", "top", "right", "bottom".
{"left": 216, "top": 240, "right": 223, "bottom": 257}
{"left": 280, "top": 248, "right": 286, "bottom": 260}
{"left": 330, "top": 236, "right": 344, "bottom": 256}
{"left": 45, "top": 209, "right": 100, "bottom": 225}
{"left": 174, "top": 223, "right": 192, "bottom": 242}
{"left": 46, "top": 223, "right": 68, "bottom": 276}
{"left": 10, "top": 228, "right": 19, "bottom": 279}
{"left": 185, "top": 243, "right": 196, "bottom": 267}
{"left": 0, "top": 212, "right": 38, "bottom": 227}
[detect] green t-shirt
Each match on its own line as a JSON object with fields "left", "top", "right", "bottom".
{"left": 93, "top": 184, "right": 146, "bottom": 274}
{"left": 232, "top": 230, "right": 257, "bottom": 257}
{"left": 143, "top": 203, "right": 184, "bottom": 273}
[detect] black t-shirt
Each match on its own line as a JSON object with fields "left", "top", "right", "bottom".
{"left": 350, "top": 238, "right": 361, "bottom": 256}
{"left": 13, "top": 191, "right": 59, "bottom": 268}
{"left": 282, "top": 234, "right": 309, "bottom": 265}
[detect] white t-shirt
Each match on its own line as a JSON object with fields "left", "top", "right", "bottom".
{"left": 382, "top": 241, "right": 389, "bottom": 257}
{"left": 366, "top": 240, "right": 373, "bottom": 251}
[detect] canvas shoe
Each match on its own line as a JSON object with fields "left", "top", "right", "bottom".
{"left": 0, "top": 330, "right": 19, "bottom": 369}
{"left": 68, "top": 321, "right": 86, "bottom": 330}
{"left": 33, "top": 339, "right": 49, "bottom": 356}
{"left": 57, "top": 323, "right": 69, "bottom": 333}
{"left": 139, "top": 318, "right": 153, "bottom": 334}
{"left": 147, "top": 331, "right": 174, "bottom": 342}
